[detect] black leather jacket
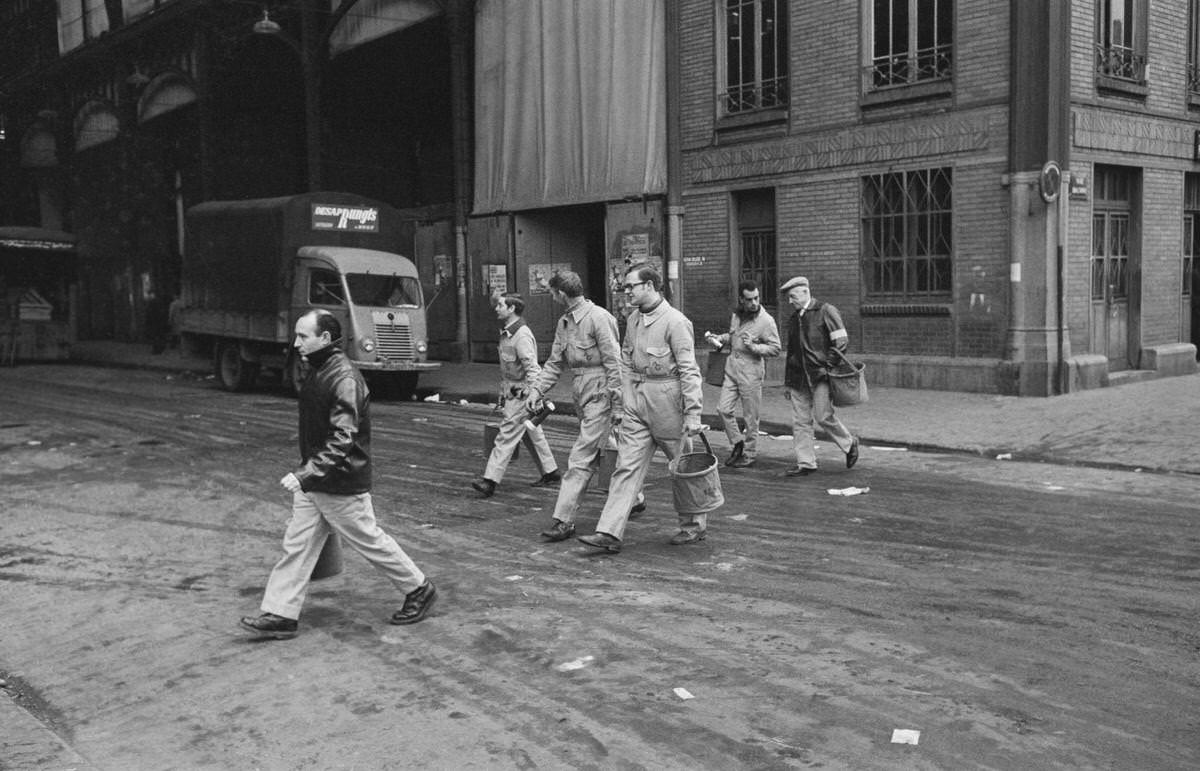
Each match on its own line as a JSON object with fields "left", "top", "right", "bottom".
{"left": 294, "top": 345, "right": 372, "bottom": 494}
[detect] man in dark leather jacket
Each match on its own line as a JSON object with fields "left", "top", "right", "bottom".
{"left": 240, "top": 310, "right": 437, "bottom": 639}
{"left": 781, "top": 276, "right": 860, "bottom": 477}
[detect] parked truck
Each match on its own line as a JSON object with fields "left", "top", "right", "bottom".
{"left": 178, "top": 192, "right": 440, "bottom": 395}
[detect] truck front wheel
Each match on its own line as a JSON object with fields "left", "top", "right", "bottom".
{"left": 216, "top": 341, "right": 260, "bottom": 392}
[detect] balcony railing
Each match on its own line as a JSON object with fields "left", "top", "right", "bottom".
{"left": 866, "top": 44, "right": 953, "bottom": 90}
{"left": 1189, "top": 63, "right": 1200, "bottom": 94}
{"left": 1095, "top": 44, "right": 1146, "bottom": 83}
{"left": 720, "top": 75, "right": 789, "bottom": 115}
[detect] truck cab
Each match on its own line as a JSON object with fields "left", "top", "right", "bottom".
{"left": 292, "top": 246, "right": 437, "bottom": 394}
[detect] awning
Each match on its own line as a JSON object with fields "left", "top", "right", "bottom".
{"left": 0, "top": 227, "right": 77, "bottom": 252}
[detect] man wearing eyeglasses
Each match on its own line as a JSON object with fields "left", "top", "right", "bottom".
{"left": 577, "top": 265, "right": 706, "bottom": 553}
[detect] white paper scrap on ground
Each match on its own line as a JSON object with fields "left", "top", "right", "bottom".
{"left": 504, "top": 575, "right": 522, "bottom": 581}
{"left": 555, "top": 655, "right": 595, "bottom": 672}
{"left": 996, "top": 452, "right": 1012, "bottom": 460}
{"left": 728, "top": 513, "right": 748, "bottom": 521}
{"left": 891, "top": 729, "right": 920, "bottom": 745}
{"left": 1044, "top": 484, "right": 1065, "bottom": 491}
{"left": 827, "top": 486, "right": 870, "bottom": 496}
{"left": 423, "top": 393, "right": 441, "bottom": 402}
{"left": 869, "top": 445, "right": 908, "bottom": 452}
{"left": 673, "top": 687, "right": 695, "bottom": 700}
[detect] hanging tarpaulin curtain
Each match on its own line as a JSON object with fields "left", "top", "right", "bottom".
{"left": 328, "top": 0, "right": 443, "bottom": 58}
{"left": 57, "top": 0, "right": 109, "bottom": 53}
{"left": 474, "top": 0, "right": 667, "bottom": 214}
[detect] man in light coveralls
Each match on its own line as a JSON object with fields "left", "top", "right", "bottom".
{"left": 577, "top": 265, "right": 705, "bottom": 553}
{"left": 471, "top": 293, "right": 560, "bottom": 497}
{"left": 705, "top": 280, "right": 781, "bottom": 468}
{"left": 525, "top": 271, "right": 624, "bottom": 542}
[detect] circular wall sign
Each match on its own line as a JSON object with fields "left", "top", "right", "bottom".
{"left": 1040, "top": 161, "right": 1062, "bottom": 203}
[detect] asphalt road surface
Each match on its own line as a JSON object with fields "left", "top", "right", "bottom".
{"left": 1, "top": 364, "right": 1197, "bottom": 770}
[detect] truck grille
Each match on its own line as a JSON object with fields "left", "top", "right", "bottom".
{"left": 375, "top": 322, "right": 414, "bottom": 360}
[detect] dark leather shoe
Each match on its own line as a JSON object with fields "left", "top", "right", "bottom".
{"left": 540, "top": 520, "right": 576, "bottom": 542}
{"left": 785, "top": 466, "right": 815, "bottom": 477}
{"left": 577, "top": 532, "right": 622, "bottom": 553}
{"left": 390, "top": 580, "right": 437, "bottom": 625}
{"left": 724, "top": 440, "right": 744, "bottom": 467}
{"left": 239, "top": 613, "right": 298, "bottom": 640}
{"left": 629, "top": 500, "right": 647, "bottom": 518}
{"left": 669, "top": 529, "right": 707, "bottom": 546}
{"left": 472, "top": 478, "right": 496, "bottom": 497}
{"left": 530, "top": 470, "right": 562, "bottom": 488}
{"left": 729, "top": 456, "right": 755, "bottom": 468}
{"left": 846, "top": 438, "right": 860, "bottom": 469}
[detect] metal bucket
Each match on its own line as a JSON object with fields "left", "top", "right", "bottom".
{"left": 668, "top": 432, "right": 724, "bottom": 514}
{"left": 310, "top": 533, "right": 344, "bottom": 581}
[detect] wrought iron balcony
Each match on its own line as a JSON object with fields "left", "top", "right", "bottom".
{"left": 1095, "top": 44, "right": 1146, "bottom": 83}
{"left": 720, "top": 75, "right": 789, "bottom": 114}
{"left": 866, "top": 44, "right": 953, "bottom": 90}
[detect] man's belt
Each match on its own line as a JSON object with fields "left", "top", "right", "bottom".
{"left": 628, "top": 371, "right": 676, "bottom": 383}
{"left": 571, "top": 365, "right": 607, "bottom": 376}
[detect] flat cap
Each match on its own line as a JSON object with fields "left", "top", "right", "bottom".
{"left": 780, "top": 276, "right": 809, "bottom": 292}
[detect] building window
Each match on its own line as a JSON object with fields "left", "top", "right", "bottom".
{"left": 1096, "top": 0, "right": 1146, "bottom": 83}
{"left": 733, "top": 188, "right": 777, "bottom": 304}
{"left": 719, "top": 0, "right": 788, "bottom": 114}
{"left": 1185, "top": 175, "right": 1200, "bottom": 298}
{"left": 867, "top": 0, "right": 953, "bottom": 90}
{"left": 861, "top": 168, "right": 952, "bottom": 299}
{"left": 1190, "top": 1, "right": 1200, "bottom": 94}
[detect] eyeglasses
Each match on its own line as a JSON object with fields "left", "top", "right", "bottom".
{"left": 622, "top": 280, "right": 649, "bottom": 291}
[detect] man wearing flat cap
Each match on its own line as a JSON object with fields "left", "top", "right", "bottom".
{"left": 780, "top": 276, "right": 859, "bottom": 476}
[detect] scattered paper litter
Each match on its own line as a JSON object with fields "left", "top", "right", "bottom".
{"left": 772, "top": 434, "right": 793, "bottom": 440}
{"left": 995, "top": 452, "right": 1012, "bottom": 460}
{"left": 673, "top": 687, "right": 694, "bottom": 700}
{"left": 411, "top": 417, "right": 429, "bottom": 423}
{"left": 869, "top": 445, "right": 908, "bottom": 452}
{"left": 26, "top": 440, "right": 41, "bottom": 446}
{"left": 827, "top": 486, "right": 870, "bottom": 496}
{"left": 1043, "top": 484, "right": 1065, "bottom": 491}
{"left": 555, "top": 655, "right": 595, "bottom": 672}
{"left": 458, "top": 399, "right": 468, "bottom": 405}
{"left": 423, "top": 393, "right": 441, "bottom": 402}
{"left": 504, "top": 575, "right": 523, "bottom": 582}
{"left": 728, "top": 513, "right": 748, "bottom": 521}
{"left": 891, "top": 729, "right": 920, "bottom": 745}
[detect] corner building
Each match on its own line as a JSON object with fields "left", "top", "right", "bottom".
{"left": 677, "top": 0, "right": 1200, "bottom": 395}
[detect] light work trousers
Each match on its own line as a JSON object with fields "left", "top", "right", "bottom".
{"left": 261, "top": 490, "right": 425, "bottom": 620}
{"left": 483, "top": 394, "right": 557, "bottom": 483}
{"left": 594, "top": 380, "right": 703, "bottom": 541}
{"left": 717, "top": 375, "right": 763, "bottom": 459}
{"left": 787, "top": 382, "right": 854, "bottom": 470}
{"left": 551, "top": 374, "right": 615, "bottom": 524}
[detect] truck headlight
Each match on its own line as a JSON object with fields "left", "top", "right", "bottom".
{"left": 417, "top": 341, "right": 427, "bottom": 353}
{"left": 360, "top": 337, "right": 376, "bottom": 353}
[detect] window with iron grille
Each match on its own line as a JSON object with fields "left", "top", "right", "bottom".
{"left": 734, "top": 188, "right": 777, "bottom": 304}
{"left": 719, "top": 0, "right": 788, "bottom": 114}
{"left": 1096, "top": 0, "right": 1146, "bottom": 82}
{"left": 867, "top": 0, "right": 953, "bottom": 90}
{"left": 1185, "top": 174, "right": 1200, "bottom": 298}
{"left": 861, "top": 168, "right": 952, "bottom": 299}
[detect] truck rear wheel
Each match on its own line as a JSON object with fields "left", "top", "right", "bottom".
{"left": 216, "top": 342, "right": 259, "bottom": 392}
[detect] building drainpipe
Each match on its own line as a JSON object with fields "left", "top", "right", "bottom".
{"left": 664, "top": 0, "right": 683, "bottom": 307}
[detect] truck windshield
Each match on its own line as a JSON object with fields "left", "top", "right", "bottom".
{"left": 346, "top": 274, "right": 422, "bottom": 308}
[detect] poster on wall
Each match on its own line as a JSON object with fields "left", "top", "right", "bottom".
{"left": 621, "top": 233, "right": 650, "bottom": 266}
{"left": 483, "top": 264, "right": 507, "bottom": 297}
{"left": 433, "top": 255, "right": 453, "bottom": 288}
{"left": 528, "top": 264, "right": 552, "bottom": 295}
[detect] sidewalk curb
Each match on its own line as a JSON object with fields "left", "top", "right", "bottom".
{"left": 66, "top": 351, "right": 1194, "bottom": 479}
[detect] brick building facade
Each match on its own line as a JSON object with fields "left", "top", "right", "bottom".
{"left": 676, "top": 0, "right": 1200, "bottom": 394}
